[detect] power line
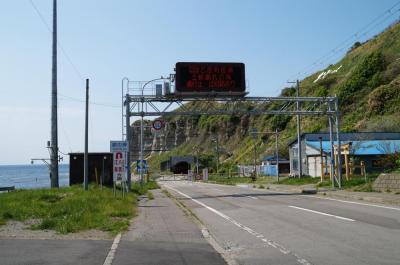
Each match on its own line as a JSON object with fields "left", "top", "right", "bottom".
{"left": 59, "top": 93, "right": 120, "bottom": 108}
{"left": 29, "top": 0, "right": 84, "bottom": 81}
{"left": 29, "top": 0, "right": 119, "bottom": 109}
{"left": 288, "top": 1, "right": 400, "bottom": 81}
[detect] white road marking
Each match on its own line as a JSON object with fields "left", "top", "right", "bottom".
{"left": 103, "top": 233, "right": 122, "bottom": 265}
{"left": 245, "top": 195, "right": 258, "bottom": 200}
{"left": 165, "top": 185, "right": 312, "bottom": 265}
{"left": 303, "top": 195, "right": 400, "bottom": 211}
{"left": 200, "top": 181, "right": 400, "bottom": 212}
{"left": 288, "top": 206, "right": 355, "bottom": 222}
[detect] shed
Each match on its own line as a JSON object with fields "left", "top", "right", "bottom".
{"left": 261, "top": 156, "right": 290, "bottom": 175}
{"left": 69, "top": 152, "right": 113, "bottom": 186}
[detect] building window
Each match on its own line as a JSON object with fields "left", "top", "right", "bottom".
{"left": 371, "top": 159, "right": 383, "bottom": 168}
{"left": 292, "top": 159, "right": 298, "bottom": 171}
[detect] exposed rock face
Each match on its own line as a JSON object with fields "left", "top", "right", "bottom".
{"left": 129, "top": 119, "right": 195, "bottom": 162}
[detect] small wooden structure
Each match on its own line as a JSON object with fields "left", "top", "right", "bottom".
{"left": 333, "top": 143, "right": 366, "bottom": 180}
{"left": 69, "top": 152, "right": 113, "bottom": 186}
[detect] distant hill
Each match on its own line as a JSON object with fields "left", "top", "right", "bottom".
{"left": 137, "top": 22, "right": 400, "bottom": 173}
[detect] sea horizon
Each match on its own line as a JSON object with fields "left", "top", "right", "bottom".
{"left": 0, "top": 164, "right": 69, "bottom": 189}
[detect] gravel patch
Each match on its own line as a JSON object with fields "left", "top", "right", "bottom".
{"left": 0, "top": 220, "right": 112, "bottom": 240}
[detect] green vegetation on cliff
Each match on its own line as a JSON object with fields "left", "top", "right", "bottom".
{"left": 148, "top": 22, "right": 400, "bottom": 172}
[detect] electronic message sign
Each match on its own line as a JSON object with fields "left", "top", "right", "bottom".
{"left": 175, "top": 62, "right": 246, "bottom": 96}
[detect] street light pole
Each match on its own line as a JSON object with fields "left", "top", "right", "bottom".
{"left": 139, "top": 77, "right": 169, "bottom": 185}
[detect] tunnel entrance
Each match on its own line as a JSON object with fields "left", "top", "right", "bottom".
{"left": 160, "top": 156, "right": 195, "bottom": 174}
{"left": 172, "top": 161, "right": 191, "bottom": 174}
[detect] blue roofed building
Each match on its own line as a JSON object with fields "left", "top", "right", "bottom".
{"left": 288, "top": 132, "right": 400, "bottom": 177}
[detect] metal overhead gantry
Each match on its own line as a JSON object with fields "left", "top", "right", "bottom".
{"left": 122, "top": 76, "right": 343, "bottom": 189}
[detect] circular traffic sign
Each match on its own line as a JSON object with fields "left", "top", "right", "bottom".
{"left": 152, "top": 119, "right": 164, "bottom": 130}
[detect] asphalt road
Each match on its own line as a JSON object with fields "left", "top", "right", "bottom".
{"left": 161, "top": 180, "right": 400, "bottom": 265}
{"left": 0, "top": 239, "right": 110, "bottom": 265}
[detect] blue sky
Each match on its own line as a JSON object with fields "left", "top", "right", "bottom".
{"left": 0, "top": 0, "right": 399, "bottom": 165}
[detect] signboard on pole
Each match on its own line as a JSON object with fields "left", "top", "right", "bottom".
{"left": 175, "top": 62, "right": 246, "bottom": 97}
{"left": 113, "top": 152, "right": 126, "bottom": 182}
{"left": 136, "top": 159, "right": 148, "bottom": 173}
{"left": 152, "top": 119, "right": 164, "bottom": 131}
{"left": 110, "top": 141, "right": 129, "bottom": 182}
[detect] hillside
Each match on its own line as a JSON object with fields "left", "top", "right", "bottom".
{"left": 140, "top": 22, "right": 400, "bottom": 173}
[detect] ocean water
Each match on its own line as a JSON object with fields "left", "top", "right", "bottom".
{"left": 0, "top": 164, "right": 69, "bottom": 189}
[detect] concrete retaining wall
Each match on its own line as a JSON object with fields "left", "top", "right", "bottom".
{"left": 373, "top": 173, "right": 400, "bottom": 192}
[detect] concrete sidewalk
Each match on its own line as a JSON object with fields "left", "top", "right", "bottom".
{"left": 112, "top": 189, "right": 226, "bottom": 265}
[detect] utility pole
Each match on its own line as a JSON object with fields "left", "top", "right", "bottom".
{"left": 84, "top": 79, "right": 89, "bottom": 191}
{"left": 319, "top": 137, "right": 324, "bottom": 182}
{"left": 215, "top": 136, "right": 220, "bottom": 173}
{"left": 296, "top": 80, "right": 302, "bottom": 178}
{"left": 287, "top": 80, "right": 302, "bottom": 178}
{"left": 50, "top": 0, "right": 59, "bottom": 188}
{"left": 254, "top": 140, "right": 257, "bottom": 178}
{"left": 251, "top": 127, "right": 257, "bottom": 179}
{"left": 275, "top": 129, "right": 279, "bottom": 182}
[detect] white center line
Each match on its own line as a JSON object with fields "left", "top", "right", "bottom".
{"left": 103, "top": 233, "right": 122, "bottom": 265}
{"left": 245, "top": 195, "right": 258, "bottom": 200}
{"left": 288, "top": 205, "right": 355, "bottom": 222}
{"left": 165, "top": 185, "right": 312, "bottom": 265}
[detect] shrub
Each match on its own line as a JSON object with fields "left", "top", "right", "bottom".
{"left": 338, "top": 52, "right": 386, "bottom": 103}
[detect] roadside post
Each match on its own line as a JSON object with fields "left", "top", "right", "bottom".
{"left": 203, "top": 168, "right": 209, "bottom": 182}
{"left": 136, "top": 159, "right": 148, "bottom": 183}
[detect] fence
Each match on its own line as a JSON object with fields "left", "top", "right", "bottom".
{"left": 237, "top": 165, "right": 278, "bottom": 177}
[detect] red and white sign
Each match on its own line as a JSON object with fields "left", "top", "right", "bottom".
{"left": 110, "top": 140, "right": 128, "bottom": 182}
{"left": 113, "top": 151, "right": 126, "bottom": 182}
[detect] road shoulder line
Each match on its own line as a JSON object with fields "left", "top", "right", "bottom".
{"left": 102, "top": 233, "right": 121, "bottom": 265}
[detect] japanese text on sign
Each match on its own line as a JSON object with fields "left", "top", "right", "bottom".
{"left": 175, "top": 62, "right": 245, "bottom": 94}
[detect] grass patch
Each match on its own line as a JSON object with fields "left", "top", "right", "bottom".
{"left": 131, "top": 181, "right": 160, "bottom": 196}
{"left": 317, "top": 174, "right": 380, "bottom": 192}
{"left": 275, "top": 177, "right": 320, "bottom": 186}
{"left": 147, "top": 191, "right": 154, "bottom": 200}
{"left": 0, "top": 185, "right": 136, "bottom": 235}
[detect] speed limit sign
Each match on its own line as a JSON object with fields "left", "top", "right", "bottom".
{"left": 152, "top": 119, "right": 164, "bottom": 130}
